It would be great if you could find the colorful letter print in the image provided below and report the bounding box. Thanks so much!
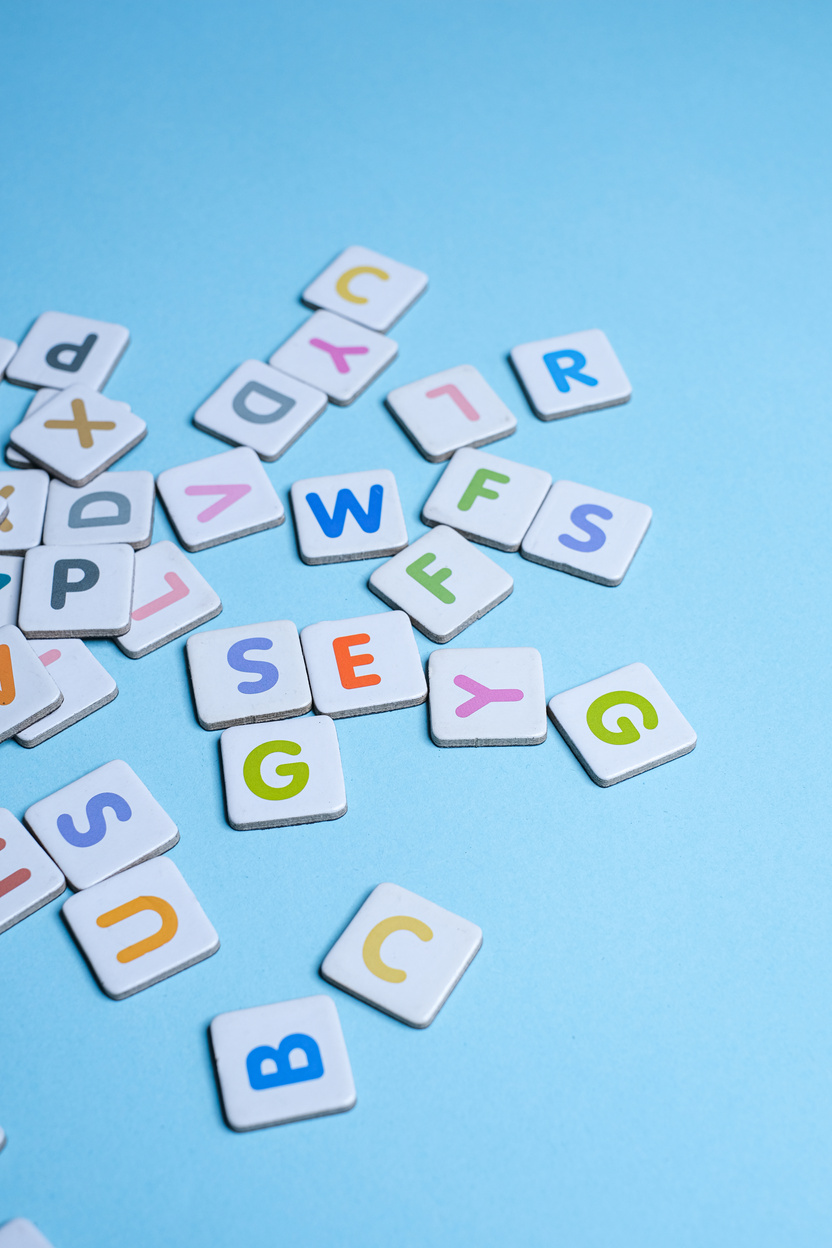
[18,543,135,638]
[427,647,547,747]
[300,610,426,718]
[116,541,222,658]
[5,311,130,392]
[322,883,482,1027]
[548,661,696,786]
[15,638,118,747]
[386,364,517,462]
[24,759,179,891]
[156,447,284,552]
[193,359,327,461]
[510,328,631,421]
[9,386,146,487]
[422,447,552,552]
[220,716,347,830]
[302,245,428,333]
[210,994,356,1130]
[62,856,219,999]
[0,624,63,743]
[369,525,513,644]
[291,469,408,564]
[269,310,397,405]
[43,471,155,550]
[186,620,312,730]
[0,808,65,936]
[521,480,652,585]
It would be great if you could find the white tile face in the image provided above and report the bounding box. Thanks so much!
[427,647,547,747]
[510,328,631,421]
[62,856,218,999]
[5,388,59,469]
[548,662,696,787]
[521,479,652,586]
[0,338,17,377]
[186,620,311,731]
[0,556,23,626]
[301,611,426,718]
[18,544,135,639]
[5,311,130,392]
[386,365,517,463]
[193,360,327,462]
[210,994,356,1131]
[321,883,482,1028]
[0,625,63,743]
[302,245,428,333]
[24,759,178,891]
[15,639,118,747]
[156,448,284,552]
[369,525,513,644]
[269,311,397,406]
[43,471,155,550]
[422,448,551,552]
[9,386,145,487]
[116,541,222,659]
[220,716,346,830]
[291,469,408,565]
[0,470,49,554]
[0,808,65,935]
[0,1218,55,1248]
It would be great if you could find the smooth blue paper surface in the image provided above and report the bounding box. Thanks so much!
[1,3,830,1245]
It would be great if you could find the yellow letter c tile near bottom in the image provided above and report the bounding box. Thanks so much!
[321,883,482,1028]
[62,856,219,1000]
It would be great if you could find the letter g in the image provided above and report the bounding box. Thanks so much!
[243,740,309,800]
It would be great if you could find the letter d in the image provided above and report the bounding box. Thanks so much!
[45,333,98,373]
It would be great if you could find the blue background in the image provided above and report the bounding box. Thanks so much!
[1,2,829,1244]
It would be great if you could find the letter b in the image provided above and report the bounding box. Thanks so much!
[45,333,98,373]
[51,558,100,609]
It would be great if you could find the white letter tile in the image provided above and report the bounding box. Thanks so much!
[321,883,482,1027]
[422,448,551,552]
[62,856,219,999]
[386,365,517,462]
[9,386,146,486]
[186,620,311,731]
[301,611,426,718]
[510,328,631,420]
[0,624,63,742]
[548,662,696,786]
[269,311,397,406]
[369,525,513,644]
[15,639,117,747]
[291,469,408,564]
[157,447,284,552]
[116,541,222,659]
[193,360,327,462]
[18,544,135,638]
[0,470,49,554]
[210,994,356,1130]
[0,808,65,936]
[521,479,651,585]
[427,647,547,747]
[43,471,155,550]
[302,245,427,333]
[220,716,346,830]
[5,312,129,392]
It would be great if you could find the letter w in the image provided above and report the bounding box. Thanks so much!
[305,485,383,537]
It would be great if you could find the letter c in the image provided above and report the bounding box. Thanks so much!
[96,895,178,963]
[335,266,389,305]
[586,690,658,745]
[362,915,434,983]
[243,740,309,800]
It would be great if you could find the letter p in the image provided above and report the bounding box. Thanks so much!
[51,558,100,609]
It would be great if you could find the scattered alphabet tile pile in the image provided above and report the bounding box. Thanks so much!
[0,245,696,1238]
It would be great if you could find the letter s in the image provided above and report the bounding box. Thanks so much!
[57,792,132,847]
[559,504,613,553]
[243,741,309,800]
[586,691,658,745]
[226,638,278,694]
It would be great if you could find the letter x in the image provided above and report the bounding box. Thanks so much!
[309,337,369,375]
[44,398,116,448]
